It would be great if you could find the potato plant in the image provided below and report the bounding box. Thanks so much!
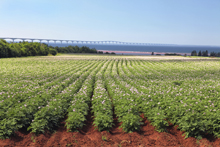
[1,56,220,139]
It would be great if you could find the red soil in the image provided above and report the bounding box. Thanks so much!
[1,113,220,147]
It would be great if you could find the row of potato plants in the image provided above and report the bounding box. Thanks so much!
[105,60,143,132]
[0,61,90,120]
[0,60,97,139]
[0,59,82,100]
[145,60,219,138]
[0,59,80,95]
[0,63,71,100]
[65,61,104,131]
[105,59,219,138]
[126,60,220,138]
[0,63,84,116]
[91,60,114,131]
[28,61,102,134]
[126,60,169,132]
[1,57,220,139]
[128,60,200,134]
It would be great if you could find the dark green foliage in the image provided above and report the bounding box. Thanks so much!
[0,39,101,58]
[49,48,57,56]
[210,51,220,57]
[173,80,183,86]
[165,53,181,56]
[202,50,208,57]
[198,50,202,56]
[98,51,103,54]
[52,45,98,54]
[192,50,208,57]
[191,50,197,56]
[191,50,220,57]
[0,39,10,58]
[0,39,49,58]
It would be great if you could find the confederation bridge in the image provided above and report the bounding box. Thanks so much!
[0,37,175,46]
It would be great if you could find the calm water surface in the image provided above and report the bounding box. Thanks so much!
[47,43,220,55]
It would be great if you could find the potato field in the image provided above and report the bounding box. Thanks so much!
[1,55,220,146]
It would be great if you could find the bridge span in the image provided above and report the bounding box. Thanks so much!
[0,37,175,46]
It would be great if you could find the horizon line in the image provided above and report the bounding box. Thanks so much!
[0,37,220,47]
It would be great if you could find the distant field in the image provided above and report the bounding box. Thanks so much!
[1,55,220,146]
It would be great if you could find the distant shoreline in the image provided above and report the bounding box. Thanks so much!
[97,50,191,56]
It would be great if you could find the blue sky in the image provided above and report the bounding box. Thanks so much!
[0,0,220,46]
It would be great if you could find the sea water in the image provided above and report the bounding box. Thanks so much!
[48,43,220,55]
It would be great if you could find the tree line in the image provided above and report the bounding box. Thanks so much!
[0,39,115,58]
[0,39,50,58]
[191,50,220,57]
[51,46,115,54]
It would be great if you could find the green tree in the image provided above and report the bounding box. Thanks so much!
[191,50,197,56]
[198,50,202,56]
[49,48,57,56]
[202,50,208,57]
[0,39,10,58]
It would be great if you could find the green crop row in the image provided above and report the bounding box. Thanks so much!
[1,56,220,139]
[28,61,100,134]
[65,61,104,131]
[91,60,114,131]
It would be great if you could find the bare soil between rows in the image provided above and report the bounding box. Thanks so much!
[1,113,220,147]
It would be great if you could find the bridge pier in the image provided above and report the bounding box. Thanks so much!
[0,37,155,47]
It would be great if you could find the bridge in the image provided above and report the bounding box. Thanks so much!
[0,37,176,46]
